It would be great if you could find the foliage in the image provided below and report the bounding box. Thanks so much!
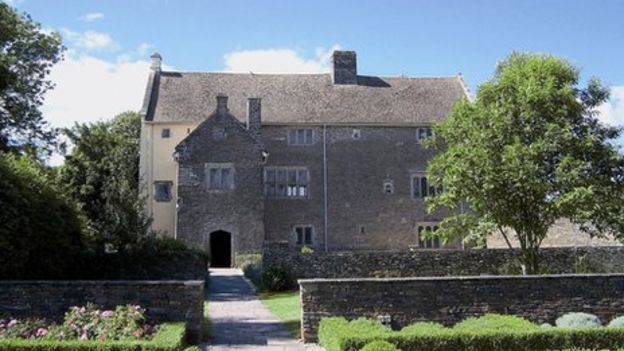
[555,312,602,328]
[0,323,185,351]
[608,316,624,328]
[235,253,262,287]
[399,322,446,335]
[359,340,400,351]
[0,3,64,157]
[452,314,538,332]
[319,316,624,351]
[259,291,300,338]
[301,245,314,255]
[0,304,158,341]
[60,111,151,254]
[261,265,295,291]
[425,52,624,274]
[0,152,85,279]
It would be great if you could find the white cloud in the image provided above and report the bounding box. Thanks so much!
[223,45,340,73]
[61,29,119,51]
[81,12,104,22]
[596,86,624,127]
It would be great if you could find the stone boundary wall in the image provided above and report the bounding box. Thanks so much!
[0,280,204,343]
[299,274,624,342]
[264,242,624,278]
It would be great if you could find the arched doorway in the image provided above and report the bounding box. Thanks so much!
[210,230,231,267]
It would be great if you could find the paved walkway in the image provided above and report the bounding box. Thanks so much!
[203,268,322,351]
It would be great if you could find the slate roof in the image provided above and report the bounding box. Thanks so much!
[142,71,469,125]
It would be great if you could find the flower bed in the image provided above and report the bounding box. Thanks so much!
[0,304,187,350]
[319,314,624,351]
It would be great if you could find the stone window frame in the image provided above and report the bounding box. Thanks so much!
[154,180,173,202]
[411,173,441,199]
[383,179,394,194]
[264,167,310,198]
[287,128,314,146]
[205,163,235,192]
[294,225,314,246]
[416,222,441,249]
[161,128,171,138]
[416,127,434,141]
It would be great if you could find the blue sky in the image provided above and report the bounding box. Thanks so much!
[5,0,624,135]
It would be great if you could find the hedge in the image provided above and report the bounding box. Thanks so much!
[319,317,624,351]
[0,323,186,351]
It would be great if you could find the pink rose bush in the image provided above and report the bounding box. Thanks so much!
[0,304,157,341]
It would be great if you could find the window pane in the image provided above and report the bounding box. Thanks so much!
[434,236,440,248]
[299,185,307,197]
[287,185,297,197]
[413,177,421,198]
[297,129,305,144]
[277,183,287,196]
[420,177,428,198]
[266,183,276,196]
[304,227,312,245]
[209,169,219,189]
[288,169,297,184]
[277,170,287,182]
[221,168,231,189]
[305,129,313,144]
[298,170,309,184]
[296,227,304,244]
[418,128,425,140]
[266,170,276,183]
[289,130,297,144]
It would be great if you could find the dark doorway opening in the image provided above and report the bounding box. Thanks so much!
[210,230,231,267]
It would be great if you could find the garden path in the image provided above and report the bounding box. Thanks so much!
[202,268,323,351]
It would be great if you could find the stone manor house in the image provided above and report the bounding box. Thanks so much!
[139,50,615,267]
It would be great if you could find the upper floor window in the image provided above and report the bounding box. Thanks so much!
[417,224,441,249]
[416,127,433,141]
[295,225,314,245]
[161,128,171,138]
[206,164,234,191]
[411,174,441,199]
[288,129,314,145]
[265,167,309,198]
[154,181,172,202]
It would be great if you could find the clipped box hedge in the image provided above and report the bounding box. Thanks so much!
[0,323,186,351]
[319,317,624,351]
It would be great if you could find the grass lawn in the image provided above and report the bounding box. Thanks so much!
[259,290,301,338]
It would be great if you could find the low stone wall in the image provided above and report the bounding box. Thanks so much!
[264,242,624,278]
[0,280,204,343]
[299,274,624,342]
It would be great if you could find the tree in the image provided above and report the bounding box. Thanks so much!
[0,3,63,157]
[60,111,151,253]
[426,52,624,274]
[0,152,85,278]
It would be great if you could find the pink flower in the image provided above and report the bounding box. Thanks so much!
[132,330,142,338]
[35,328,48,338]
[101,310,114,318]
[7,320,17,328]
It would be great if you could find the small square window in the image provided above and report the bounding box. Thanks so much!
[383,180,394,194]
[154,181,172,202]
[295,225,313,245]
[206,164,234,191]
[352,129,361,140]
[416,127,433,141]
[162,128,171,138]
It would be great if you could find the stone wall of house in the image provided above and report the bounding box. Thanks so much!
[299,274,624,342]
[264,242,624,278]
[0,280,204,343]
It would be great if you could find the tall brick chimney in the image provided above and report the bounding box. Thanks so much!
[332,51,357,85]
[216,94,228,114]
[247,98,261,139]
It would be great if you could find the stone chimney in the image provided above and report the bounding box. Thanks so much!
[247,98,262,139]
[216,94,228,114]
[332,51,357,85]
[150,52,162,71]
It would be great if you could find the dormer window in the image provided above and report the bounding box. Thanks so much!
[288,129,314,145]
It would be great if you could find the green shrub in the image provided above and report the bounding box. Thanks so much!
[359,340,400,351]
[400,322,446,335]
[301,245,314,255]
[453,314,538,332]
[261,265,295,291]
[0,322,185,351]
[555,312,602,328]
[182,347,200,351]
[318,317,624,351]
[0,153,85,279]
[236,253,262,287]
[608,316,624,328]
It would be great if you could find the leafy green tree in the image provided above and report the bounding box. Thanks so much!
[61,111,151,253]
[426,53,624,274]
[0,3,63,156]
[0,152,84,278]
